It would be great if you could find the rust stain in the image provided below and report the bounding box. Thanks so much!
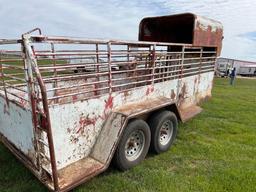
[70,135,79,144]
[27,149,37,162]
[17,93,27,108]
[72,95,78,102]
[3,103,9,115]
[123,90,130,99]
[194,77,197,84]
[58,157,104,189]
[146,86,154,96]
[193,77,198,95]
[105,95,113,110]
[76,115,97,134]
[100,95,114,120]
[67,128,71,134]
[194,22,223,56]
[179,83,187,99]
[146,88,150,95]
[178,83,188,107]
[121,90,132,102]
[170,89,176,99]
[19,99,27,108]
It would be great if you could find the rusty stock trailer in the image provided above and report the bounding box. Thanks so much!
[0,13,223,191]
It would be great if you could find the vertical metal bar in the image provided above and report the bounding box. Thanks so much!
[127,44,133,88]
[0,50,9,103]
[107,42,112,93]
[176,46,185,105]
[147,45,152,69]
[51,43,58,103]
[180,46,185,79]
[161,49,166,82]
[199,48,203,74]
[51,43,58,83]
[151,44,156,85]
[37,75,59,191]
[213,50,218,71]
[166,46,172,80]
[214,56,217,71]
[96,44,100,72]
[168,46,174,80]
[22,43,41,169]
[22,35,59,191]
[21,43,31,105]
[95,44,100,96]
[127,45,130,62]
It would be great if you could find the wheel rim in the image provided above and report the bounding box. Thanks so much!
[125,130,145,161]
[159,120,173,146]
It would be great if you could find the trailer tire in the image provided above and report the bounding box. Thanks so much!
[148,111,177,154]
[113,119,151,171]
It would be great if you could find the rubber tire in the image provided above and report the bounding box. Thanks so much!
[113,119,151,171]
[148,110,178,154]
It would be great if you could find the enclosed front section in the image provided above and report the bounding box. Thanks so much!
[139,13,223,55]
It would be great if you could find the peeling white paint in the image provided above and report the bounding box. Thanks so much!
[0,96,36,163]
[196,15,223,32]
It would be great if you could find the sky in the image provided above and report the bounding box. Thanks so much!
[1,0,256,61]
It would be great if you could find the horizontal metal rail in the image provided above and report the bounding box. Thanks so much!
[46,79,109,92]
[34,51,216,56]
[4,90,29,102]
[0,39,21,45]
[4,83,28,93]
[36,56,215,69]
[2,74,26,82]
[1,34,217,106]
[30,35,193,46]
[48,86,109,100]
[2,64,24,70]
[42,71,110,82]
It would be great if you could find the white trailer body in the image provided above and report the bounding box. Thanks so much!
[239,65,256,76]
[0,13,223,192]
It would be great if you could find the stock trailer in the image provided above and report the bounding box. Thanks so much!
[0,13,223,191]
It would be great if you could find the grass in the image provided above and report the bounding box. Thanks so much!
[0,78,256,192]
[0,55,67,85]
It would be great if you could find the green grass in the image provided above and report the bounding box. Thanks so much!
[0,56,67,84]
[0,78,256,192]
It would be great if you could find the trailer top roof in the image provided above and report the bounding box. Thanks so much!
[139,13,223,55]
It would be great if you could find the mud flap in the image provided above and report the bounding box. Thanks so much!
[90,113,126,165]
[179,105,202,122]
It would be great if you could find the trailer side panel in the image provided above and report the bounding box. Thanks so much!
[0,96,36,163]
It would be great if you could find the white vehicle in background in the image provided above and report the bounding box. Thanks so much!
[69,56,105,73]
[239,65,256,76]
[216,58,233,77]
